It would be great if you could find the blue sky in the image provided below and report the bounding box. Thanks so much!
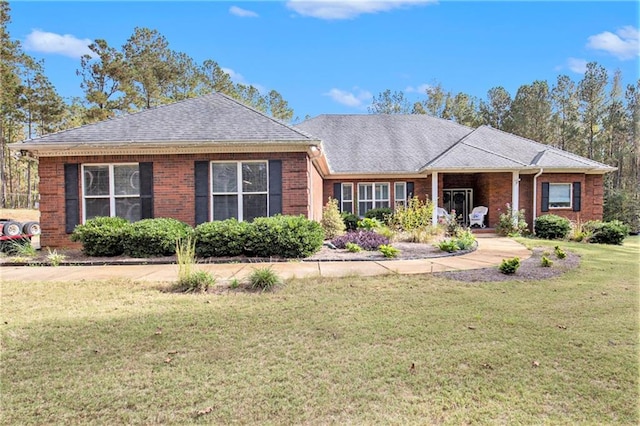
[9,1,640,121]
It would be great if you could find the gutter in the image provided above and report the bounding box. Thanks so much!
[532,168,544,232]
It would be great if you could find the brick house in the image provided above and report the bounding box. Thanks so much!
[13,93,614,248]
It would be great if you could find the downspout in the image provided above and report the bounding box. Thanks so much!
[532,168,543,233]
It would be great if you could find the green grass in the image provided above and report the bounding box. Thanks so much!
[1,237,638,424]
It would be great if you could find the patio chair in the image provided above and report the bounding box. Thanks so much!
[437,207,451,220]
[469,206,488,228]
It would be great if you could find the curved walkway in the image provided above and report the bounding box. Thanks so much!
[1,235,530,283]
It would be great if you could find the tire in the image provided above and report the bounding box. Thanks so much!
[22,221,41,235]
[1,221,22,236]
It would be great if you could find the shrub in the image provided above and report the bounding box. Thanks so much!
[176,270,216,293]
[603,188,640,234]
[499,257,520,274]
[332,230,389,251]
[46,248,66,267]
[195,219,249,257]
[541,255,553,267]
[70,216,129,256]
[357,217,382,231]
[454,228,476,250]
[365,207,393,224]
[321,198,346,240]
[534,214,571,240]
[389,196,434,232]
[244,215,324,258]
[345,242,362,253]
[249,267,281,291]
[437,239,459,253]
[1,238,35,256]
[379,244,400,258]
[554,245,566,259]
[123,218,193,257]
[341,212,359,231]
[496,203,528,236]
[442,210,461,237]
[582,220,629,245]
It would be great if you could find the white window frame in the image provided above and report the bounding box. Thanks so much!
[341,183,353,214]
[549,183,572,209]
[357,182,390,216]
[210,160,269,221]
[82,163,140,223]
[394,182,407,209]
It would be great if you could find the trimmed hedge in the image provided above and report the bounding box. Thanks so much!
[70,216,129,256]
[332,230,389,251]
[123,218,193,258]
[583,220,629,245]
[341,213,359,231]
[244,215,324,258]
[194,219,250,257]
[534,214,571,240]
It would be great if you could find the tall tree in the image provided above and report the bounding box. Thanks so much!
[442,92,480,127]
[602,70,628,189]
[200,59,235,94]
[265,90,294,122]
[551,75,580,151]
[508,80,552,143]
[479,86,512,130]
[422,83,450,118]
[368,89,411,114]
[578,62,608,160]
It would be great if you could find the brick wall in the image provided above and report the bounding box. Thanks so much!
[536,173,603,223]
[38,152,312,248]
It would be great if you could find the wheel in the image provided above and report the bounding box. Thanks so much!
[1,221,22,236]
[22,221,41,235]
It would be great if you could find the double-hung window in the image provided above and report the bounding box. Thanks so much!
[212,161,268,221]
[82,164,141,222]
[549,183,571,208]
[358,183,389,216]
[341,183,353,213]
[394,182,407,208]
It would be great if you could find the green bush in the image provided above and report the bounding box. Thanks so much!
[582,220,629,245]
[244,215,324,258]
[175,270,216,293]
[365,207,393,224]
[496,203,528,236]
[70,216,129,256]
[379,244,400,258]
[437,239,459,253]
[541,255,553,267]
[603,188,640,233]
[341,212,359,231]
[321,198,346,240]
[249,267,281,291]
[389,196,433,232]
[554,245,567,259]
[357,217,382,231]
[194,219,250,257]
[534,214,571,240]
[123,218,193,258]
[345,242,362,253]
[454,228,476,250]
[498,257,520,274]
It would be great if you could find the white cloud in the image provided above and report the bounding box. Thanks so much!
[324,88,372,107]
[567,57,588,74]
[229,6,259,18]
[222,67,265,93]
[405,83,431,93]
[23,29,92,58]
[286,0,434,20]
[586,26,639,60]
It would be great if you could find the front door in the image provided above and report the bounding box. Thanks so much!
[442,188,473,226]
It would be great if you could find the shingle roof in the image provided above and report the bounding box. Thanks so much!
[295,114,473,173]
[427,126,614,171]
[19,92,318,146]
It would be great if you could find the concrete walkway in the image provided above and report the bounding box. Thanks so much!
[1,235,530,283]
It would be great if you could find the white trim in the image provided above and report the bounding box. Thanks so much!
[512,171,520,226]
[431,172,438,226]
[81,163,140,223]
[549,183,572,209]
[210,160,269,221]
[357,182,390,216]
[340,183,354,214]
[394,181,407,208]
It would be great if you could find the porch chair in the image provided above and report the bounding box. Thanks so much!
[436,207,451,220]
[469,206,488,228]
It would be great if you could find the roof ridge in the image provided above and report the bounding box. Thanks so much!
[420,127,475,169]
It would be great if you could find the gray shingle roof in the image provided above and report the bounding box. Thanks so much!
[295,114,473,173]
[19,92,318,146]
[427,126,614,171]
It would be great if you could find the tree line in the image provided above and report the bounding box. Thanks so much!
[369,65,639,227]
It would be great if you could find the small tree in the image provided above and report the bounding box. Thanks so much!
[321,198,346,239]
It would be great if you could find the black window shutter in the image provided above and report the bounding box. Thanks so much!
[194,161,210,225]
[64,164,80,233]
[541,182,549,212]
[406,182,415,199]
[139,162,154,219]
[268,160,282,216]
[333,183,342,205]
[572,182,581,212]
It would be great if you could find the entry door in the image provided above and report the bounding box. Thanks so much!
[442,188,473,226]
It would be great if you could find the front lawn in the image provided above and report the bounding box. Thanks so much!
[1,238,638,424]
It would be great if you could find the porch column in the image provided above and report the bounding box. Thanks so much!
[431,172,439,226]
[512,171,520,226]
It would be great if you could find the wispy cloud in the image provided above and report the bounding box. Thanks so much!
[286,0,434,20]
[23,29,92,58]
[586,26,639,60]
[324,88,372,107]
[229,5,259,18]
[566,57,588,74]
[222,67,265,93]
[405,83,431,94]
